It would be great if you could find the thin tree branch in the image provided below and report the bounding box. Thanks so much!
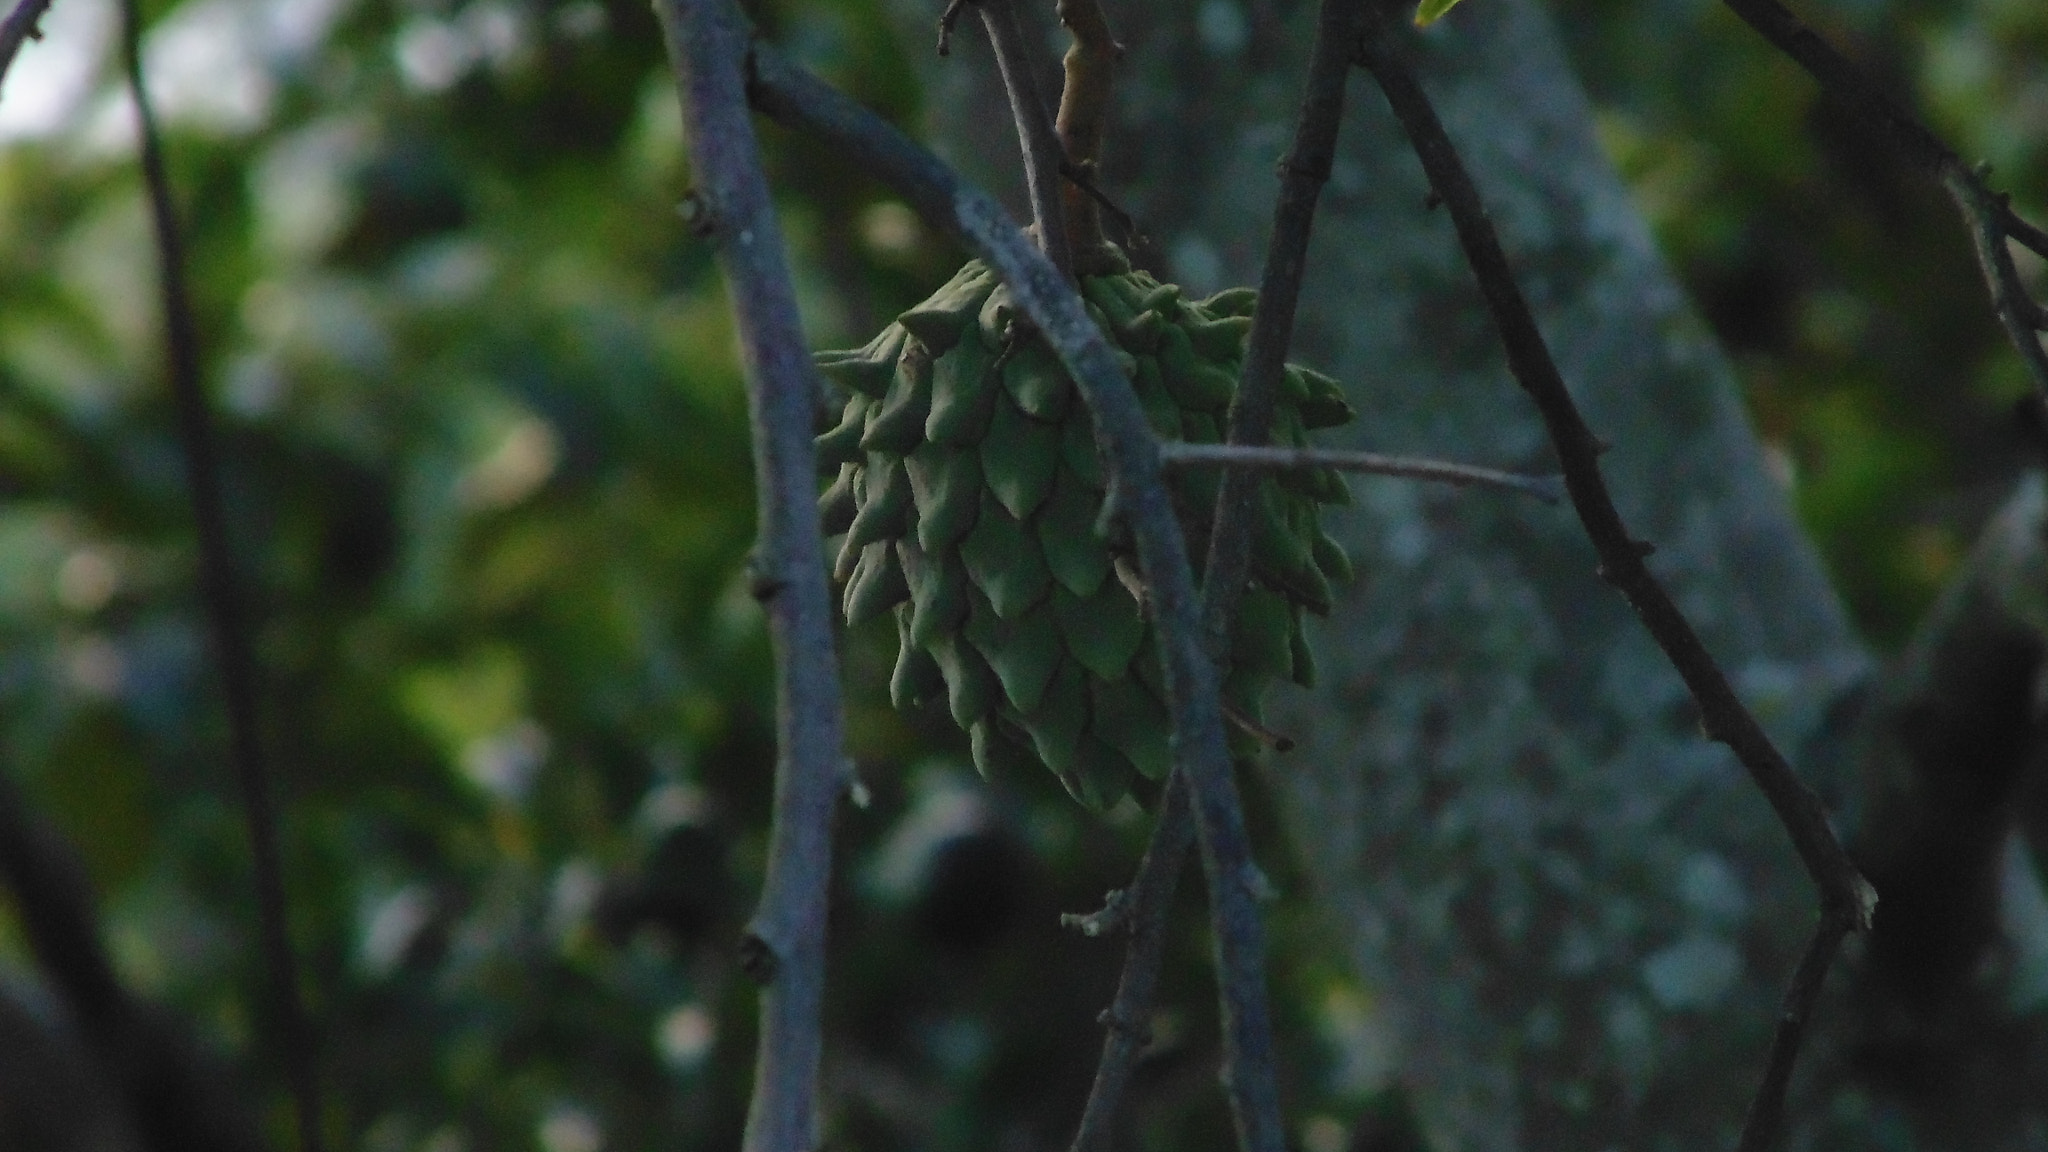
[1738,912,1857,1151]
[747,42,1287,1152]
[1071,9,1378,1143]
[1944,166,2048,394]
[936,0,968,55]
[1162,441,1564,503]
[119,4,324,1151]
[1202,0,1372,660]
[1355,22,1875,1152]
[1067,771,1195,1152]
[1712,0,2048,400]
[0,770,129,1036]
[974,0,1071,278]
[0,0,53,98]
[656,5,851,1152]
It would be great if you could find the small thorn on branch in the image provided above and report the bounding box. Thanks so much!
[1222,702,1294,752]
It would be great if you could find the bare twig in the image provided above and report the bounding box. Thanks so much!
[1163,441,1563,503]
[974,0,1072,278]
[1202,0,1373,661]
[1053,0,1120,266]
[120,3,325,1150]
[1738,914,1856,1150]
[1060,885,1133,938]
[1068,771,1195,1152]
[1712,0,2048,400]
[0,0,54,98]
[1944,166,2048,395]
[0,771,270,1152]
[748,41,1286,1152]
[655,4,851,1152]
[936,0,968,55]
[1355,22,1875,1152]
[1072,5,1374,1144]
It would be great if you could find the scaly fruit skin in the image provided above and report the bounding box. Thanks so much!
[816,252,1355,810]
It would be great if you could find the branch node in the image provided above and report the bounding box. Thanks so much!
[841,759,871,808]
[1061,887,1132,937]
[677,190,718,238]
[738,932,780,984]
[747,551,788,601]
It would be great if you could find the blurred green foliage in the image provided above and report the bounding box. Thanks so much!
[0,0,2037,1149]
[1560,0,2047,643]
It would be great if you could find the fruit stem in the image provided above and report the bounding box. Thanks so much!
[1055,0,1121,273]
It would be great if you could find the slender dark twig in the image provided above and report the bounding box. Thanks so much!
[1074,3,1373,1145]
[1161,441,1564,503]
[120,4,325,1151]
[936,0,969,55]
[657,5,850,1152]
[975,0,1072,277]
[1355,22,1874,1152]
[1712,0,2048,400]
[1944,166,2048,394]
[1203,0,1375,660]
[748,42,1287,1152]
[1068,771,1196,1152]
[1738,914,1856,1149]
[0,0,54,97]
[0,771,270,1152]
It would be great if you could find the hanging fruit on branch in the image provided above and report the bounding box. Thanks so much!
[813,247,1356,810]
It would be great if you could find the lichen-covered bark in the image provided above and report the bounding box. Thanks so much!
[883,1,2043,1148]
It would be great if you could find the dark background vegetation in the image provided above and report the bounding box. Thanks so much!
[0,0,2039,1148]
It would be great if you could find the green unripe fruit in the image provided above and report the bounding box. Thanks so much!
[815,251,1356,809]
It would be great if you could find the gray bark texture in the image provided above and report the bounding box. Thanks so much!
[881,0,2048,1147]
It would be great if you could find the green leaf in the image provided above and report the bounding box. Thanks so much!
[1414,0,1468,26]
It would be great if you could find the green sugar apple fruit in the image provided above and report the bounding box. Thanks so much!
[814,250,1355,810]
